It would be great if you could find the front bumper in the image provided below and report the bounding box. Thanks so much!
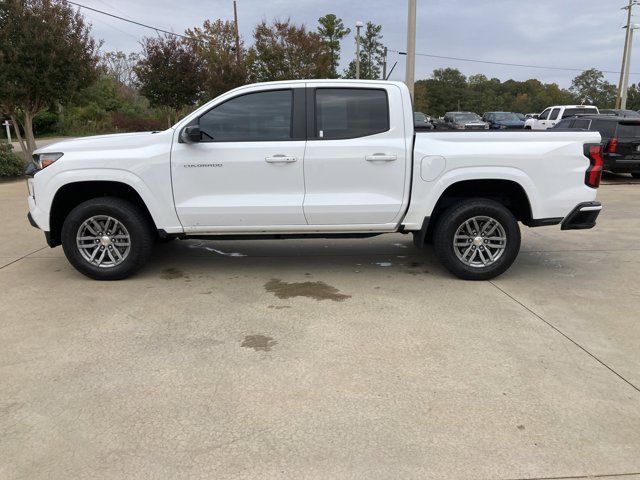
[561,201,602,230]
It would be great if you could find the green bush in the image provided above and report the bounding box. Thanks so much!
[0,142,26,177]
[33,109,60,136]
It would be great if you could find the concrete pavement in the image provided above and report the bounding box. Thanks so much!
[0,178,639,480]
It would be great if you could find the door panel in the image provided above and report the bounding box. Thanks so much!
[302,86,407,225]
[171,88,307,228]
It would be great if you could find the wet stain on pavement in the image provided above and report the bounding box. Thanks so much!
[264,278,351,302]
[161,267,185,280]
[268,305,291,310]
[241,334,277,352]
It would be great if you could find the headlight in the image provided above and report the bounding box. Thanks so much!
[33,152,63,170]
[455,124,465,129]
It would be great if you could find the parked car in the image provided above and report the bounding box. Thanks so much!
[414,111,434,130]
[598,109,640,118]
[482,112,526,129]
[525,113,539,119]
[514,113,526,121]
[553,115,640,178]
[440,111,489,130]
[26,80,603,281]
[524,105,599,130]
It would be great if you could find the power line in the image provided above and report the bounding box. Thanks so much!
[388,49,639,76]
[69,1,638,78]
[67,1,192,40]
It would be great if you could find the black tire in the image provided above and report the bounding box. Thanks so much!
[632,172,640,179]
[433,199,521,280]
[61,197,154,280]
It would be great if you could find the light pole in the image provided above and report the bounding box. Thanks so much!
[2,120,11,143]
[405,0,417,100]
[617,0,638,108]
[355,21,363,79]
[621,23,639,109]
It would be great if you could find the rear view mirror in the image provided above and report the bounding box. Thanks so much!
[181,125,202,143]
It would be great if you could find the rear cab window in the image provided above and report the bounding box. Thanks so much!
[562,107,598,118]
[615,122,640,138]
[314,88,389,139]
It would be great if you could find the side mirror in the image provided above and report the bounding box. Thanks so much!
[181,125,202,143]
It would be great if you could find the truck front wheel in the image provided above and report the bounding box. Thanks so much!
[433,199,521,280]
[61,197,154,280]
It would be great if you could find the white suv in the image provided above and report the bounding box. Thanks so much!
[524,105,599,130]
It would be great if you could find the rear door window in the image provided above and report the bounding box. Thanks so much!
[554,119,574,129]
[590,120,617,139]
[572,119,591,129]
[314,88,389,139]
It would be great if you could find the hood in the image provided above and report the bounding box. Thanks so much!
[34,130,171,155]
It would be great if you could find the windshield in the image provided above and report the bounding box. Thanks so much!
[453,113,480,123]
[493,112,520,122]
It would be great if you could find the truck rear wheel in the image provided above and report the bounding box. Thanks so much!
[61,197,154,280]
[433,199,521,280]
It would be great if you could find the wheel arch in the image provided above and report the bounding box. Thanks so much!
[49,180,157,247]
[416,178,533,247]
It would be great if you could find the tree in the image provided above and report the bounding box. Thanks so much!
[344,22,384,79]
[569,68,616,107]
[317,14,350,79]
[134,34,206,126]
[415,68,468,115]
[0,0,99,157]
[246,19,331,82]
[186,19,247,99]
[101,51,140,89]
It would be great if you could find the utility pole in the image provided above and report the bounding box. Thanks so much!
[355,21,363,79]
[405,0,417,100]
[382,47,388,80]
[233,1,241,64]
[617,0,636,108]
[622,24,639,109]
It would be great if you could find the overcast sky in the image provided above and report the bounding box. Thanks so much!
[78,0,636,88]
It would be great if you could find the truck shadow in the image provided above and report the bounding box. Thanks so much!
[145,236,445,279]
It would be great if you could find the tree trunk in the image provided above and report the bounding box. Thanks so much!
[9,115,27,159]
[23,111,37,158]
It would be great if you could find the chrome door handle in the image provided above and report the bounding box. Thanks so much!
[265,155,297,163]
[365,154,397,162]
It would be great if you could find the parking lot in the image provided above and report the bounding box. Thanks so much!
[1,175,639,479]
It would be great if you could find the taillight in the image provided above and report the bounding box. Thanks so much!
[608,138,618,153]
[584,144,603,188]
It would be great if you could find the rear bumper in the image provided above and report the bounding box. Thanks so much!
[561,201,602,230]
[604,154,640,173]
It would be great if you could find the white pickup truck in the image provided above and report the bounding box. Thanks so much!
[26,80,604,281]
[524,105,599,130]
